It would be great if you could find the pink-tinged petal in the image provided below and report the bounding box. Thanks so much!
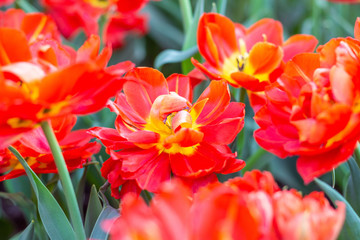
[112,94,148,126]
[123,67,169,119]
[59,129,94,146]
[254,127,295,158]
[135,153,171,192]
[169,143,230,177]
[197,13,238,67]
[150,180,192,240]
[235,23,246,39]
[195,80,230,125]
[282,34,318,62]
[149,93,191,122]
[18,127,50,153]
[104,12,147,48]
[297,140,357,184]
[121,147,160,172]
[119,180,142,200]
[248,91,267,113]
[106,60,135,76]
[207,102,245,125]
[76,34,101,62]
[167,74,192,102]
[245,18,283,49]
[330,42,358,105]
[200,117,244,145]
[187,67,208,86]
[87,127,134,150]
[124,130,160,145]
[178,174,219,193]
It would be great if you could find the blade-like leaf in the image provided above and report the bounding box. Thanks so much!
[315,178,360,240]
[10,220,34,240]
[8,146,76,240]
[89,206,119,240]
[346,158,360,215]
[183,0,204,49]
[154,46,198,70]
[85,185,103,238]
[181,0,204,74]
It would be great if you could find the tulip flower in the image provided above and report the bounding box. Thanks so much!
[192,13,317,111]
[0,9,134,148]
[89,67,245,196]
[105,171,345,240]
[254,25,360,182]
[192,13,318,92]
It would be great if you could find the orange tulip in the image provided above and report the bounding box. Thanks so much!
[192,13,318,92]
[89,67,245,195]
[255,19,360,182]
[105,171,345,240]
[0,9,134,148]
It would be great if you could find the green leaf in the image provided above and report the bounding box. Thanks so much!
[154,46,198,70]
[217,0,227,15]
[89,206,119,240]
[10,220,34,240]
[0,192,35,220]
[8,146,76,240]
[74,168,87,218]
[315,178,360,239]
[4,176,32,198]
[182,0,204,49]
[146,4,183,49]
[346,158,360,215]
[85,185,103,238]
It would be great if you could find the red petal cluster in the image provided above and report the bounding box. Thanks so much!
[0,115,100,180]
[42,0,149,48]
[0,9,134,148]
[255,19,360,182]
[89,67,245,197]
[105,170,345,240]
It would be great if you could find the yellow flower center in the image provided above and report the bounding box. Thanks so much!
[142,93,203,156]
[221,39,249,84]
[84,0,112,8]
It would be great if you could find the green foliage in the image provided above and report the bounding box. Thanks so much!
[315,178,360,240]
[85,185,103,238]
[8,147,76,240]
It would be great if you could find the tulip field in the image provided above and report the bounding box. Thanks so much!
[1,0,360,239]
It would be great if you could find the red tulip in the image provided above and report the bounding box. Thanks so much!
[89,67,245,195]
[254,22,360,182]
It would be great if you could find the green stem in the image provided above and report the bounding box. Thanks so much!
[41,121,86,240]
[217,0,227,15]
[354,143,360,169]
[241,148,268,173]
[16,0,39,13]
[239,88,246,103]
[179,0,193,33]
